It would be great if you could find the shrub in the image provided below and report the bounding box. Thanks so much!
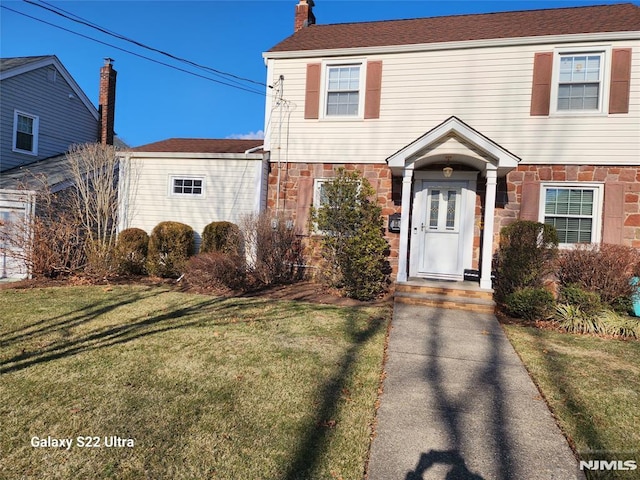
[116,228,149,275]
[147,221,195,278]
[200,221,241,254]
[556,243,640,313]
[240,213,304,287]
[559,284,603,316]
[184,252,246,292]
[554,304,639,338]
[554,303,599,334]
[494,220,558,301]
[505,287,555,321]
[312,168,390,300]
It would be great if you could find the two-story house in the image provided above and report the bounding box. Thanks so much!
[0,56,117,279]
[262,1,640,290]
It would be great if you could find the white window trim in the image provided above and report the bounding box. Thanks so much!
[312,178,330,208]
[319,60,366,120]
[168,175,205,198]
[550,46,611,116]
[538,182,604,247]
[12,110,39,155]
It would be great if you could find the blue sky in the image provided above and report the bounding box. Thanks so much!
[1,0,635,147]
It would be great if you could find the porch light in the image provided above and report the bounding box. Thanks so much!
[443,156,453,177]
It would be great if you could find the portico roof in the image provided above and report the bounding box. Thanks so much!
[386,116,520,177]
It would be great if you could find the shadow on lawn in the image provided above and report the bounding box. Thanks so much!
[0,286,161,348]
[282,310,387,480]
[525,329,615,480]
[0,290,297,374]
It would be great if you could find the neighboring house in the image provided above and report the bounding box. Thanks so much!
[262,1,640,289]
[0,56,118,279]
[117,138,267,246]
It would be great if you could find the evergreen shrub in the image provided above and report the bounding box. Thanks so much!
[200,221,241,254]
[505,287,555,321]
[147,221,195,278]
[494,220,558,302]
[116,228,149,275]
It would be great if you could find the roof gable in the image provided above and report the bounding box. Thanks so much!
[268,3,640,53]
[0,55,99,121]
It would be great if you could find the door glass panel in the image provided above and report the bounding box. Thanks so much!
[446,190,457,230]
[429,190,440,229]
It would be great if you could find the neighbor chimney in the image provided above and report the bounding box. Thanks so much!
[98,58,117,145]
[294,0,315,33]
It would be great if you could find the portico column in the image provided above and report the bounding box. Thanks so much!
[480,166,497,290]
[396,166,414,282]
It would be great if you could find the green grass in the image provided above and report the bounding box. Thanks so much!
[503,323,640,479]
[0,285,391,480]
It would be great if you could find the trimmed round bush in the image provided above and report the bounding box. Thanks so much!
[116,228,149,275]
[200,221,241,254]
[147,221,195,278]
[505,287,555,321]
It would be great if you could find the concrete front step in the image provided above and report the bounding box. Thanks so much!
[394,280,496,313]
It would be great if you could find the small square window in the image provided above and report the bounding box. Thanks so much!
[171,177,204,196]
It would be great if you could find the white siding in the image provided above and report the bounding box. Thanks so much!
[266,39,640,166]
[119,155,264,245]
[0,66,98,171]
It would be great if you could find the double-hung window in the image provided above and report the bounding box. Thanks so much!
[556,52,604,112]
[541,184,603,245]
[13,111,39,155]
[325,65,361,117]
[170,176,204,197]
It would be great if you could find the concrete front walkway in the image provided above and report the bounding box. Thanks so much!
[367,304,583,480]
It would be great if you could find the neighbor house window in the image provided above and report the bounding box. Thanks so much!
[13,111,39,155]
[541,184,603,245]
[556,53,604,112]
[170,176,204,196]
[325,65,361,116]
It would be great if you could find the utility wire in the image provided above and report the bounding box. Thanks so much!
[25,0,268,88]
[2,4,270,98]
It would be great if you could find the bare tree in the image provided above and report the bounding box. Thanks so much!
[67,143,120,275]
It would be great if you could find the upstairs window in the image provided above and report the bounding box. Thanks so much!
[325,65,361,117]
[170,176,204,197]
[557,53,603,111]
[13,111,39,155]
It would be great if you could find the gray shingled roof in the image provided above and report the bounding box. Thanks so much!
[0,56,55,73]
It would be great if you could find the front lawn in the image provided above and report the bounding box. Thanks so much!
[503,323,640,479]
[0,285,390,479]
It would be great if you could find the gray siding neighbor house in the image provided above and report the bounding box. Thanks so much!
[0,56,118,279]
[0,55,100,172]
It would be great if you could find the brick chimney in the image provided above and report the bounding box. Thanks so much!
[98,58,117,145]
[294,0,315,33]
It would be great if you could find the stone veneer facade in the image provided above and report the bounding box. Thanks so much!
[497,165,640,248]
[267,162,640,278]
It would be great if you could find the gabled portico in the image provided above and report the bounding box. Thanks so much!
[387,116,520,290]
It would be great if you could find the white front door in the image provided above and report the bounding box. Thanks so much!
[410,181,466,280]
